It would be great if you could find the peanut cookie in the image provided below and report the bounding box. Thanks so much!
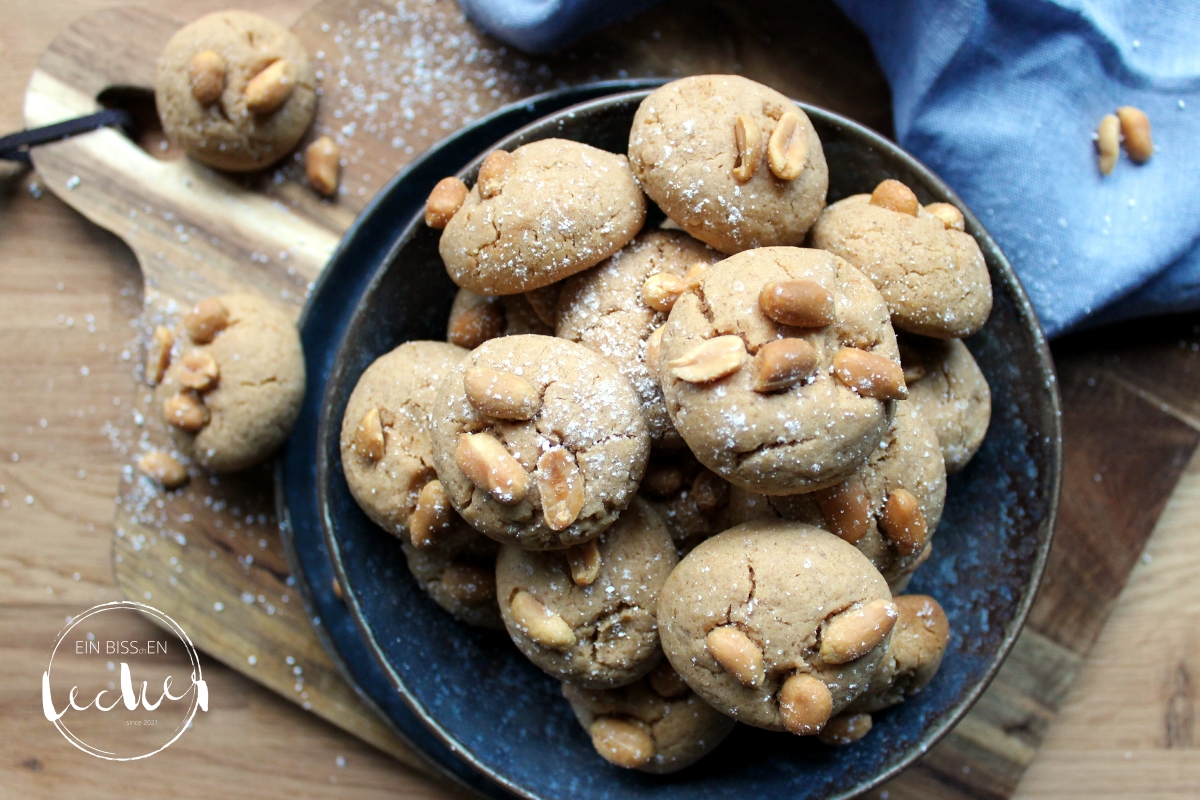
[495,498,677,688]
[439,139,647,294]
[556,230,721,450]
[899,335,991,473]
[810,183,992,338]
[156,11,317,172]
[658,246,902,495]
[156,294,304,472]
[659,521,896,734]
[562,660,736,773]
[430,335,650,550]
[445,288,552,350]
[846,594,950,714]
[401,527,501,629]
[640,450,732,555]
[628,75,829,254]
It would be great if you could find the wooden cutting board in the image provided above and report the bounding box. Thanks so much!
[24,1,1200,797]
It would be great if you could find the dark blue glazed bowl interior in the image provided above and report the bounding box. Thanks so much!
[287,87,1061,800]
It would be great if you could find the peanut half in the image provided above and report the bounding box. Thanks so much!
[647,660,689,699]
[682,261,709,291]
[925,202,965,231]
[641,462,683,497]
[1117,106,1153,164]
[441,561,496,604]
[759,279,835,328]
[819,599,899,664]
[455,432,528,505]
[832,347,907,401]
[510,590,575,650]
[706,626,765,688]
[752,337,819,393]
[137,451,188,489]
[644,325,666,378]
[447,299,504,349]
[815,478,870,544]
[146,325,174,386]
[880,488,928,556]
[589,718,655,769]
[163,391,209,433]
[778,673,833,735]
[668,335,746,383]
[537,448,586,531]
[641,273,687,312]
[244,58,295,115]
[692,469,730,514]
[189,50,225,106]
[464,367,540,420]
[409,479,454,548]
[477,150,516,199]
[184,297,229,344]
[1097,113,1120,176]
[565,538,602,586]
[178,351,219,391]
[767,112,808,181]
[306,135,340,197]
[870,179,919,216]
[818,712,873,746]
[354,407,386,462]
[425,177,469,229]
[732,113,763,183]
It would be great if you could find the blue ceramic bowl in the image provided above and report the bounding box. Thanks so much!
[281,85,1061,800]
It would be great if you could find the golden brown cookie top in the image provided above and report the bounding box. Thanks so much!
[899,335,992,473]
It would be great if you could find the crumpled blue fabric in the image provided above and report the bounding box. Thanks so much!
[457,0,1200,337]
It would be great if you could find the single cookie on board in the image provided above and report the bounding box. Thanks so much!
[431,335,650,550]
[445,288,553,350]
[156,294,304,472]
[658,246,903,495]
[628,75,829,254]
[727,400,946,589]
[156,11,317,171]
[495,498,677,688]
[562,659,736,773]
[439,139,647,295]
[659,521,896,734]
[556,230,721,451]
[899,335,991,473]
[809,184,992,338]
[640,450,732,555]
[846,594,951,715]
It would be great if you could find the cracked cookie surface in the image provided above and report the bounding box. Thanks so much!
[899,335,991,473]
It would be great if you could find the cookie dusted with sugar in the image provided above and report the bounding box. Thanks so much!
[628,75,829,254]
[438,140,647,295]
[845,594,951,715]
[899,335,991,473]
[445,288,553,350]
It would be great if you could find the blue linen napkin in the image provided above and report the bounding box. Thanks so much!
[457,0,1200,337]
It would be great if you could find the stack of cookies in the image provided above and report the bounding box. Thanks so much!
[340,75,992,773]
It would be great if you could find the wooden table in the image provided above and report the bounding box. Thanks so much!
[1,2,1196,798]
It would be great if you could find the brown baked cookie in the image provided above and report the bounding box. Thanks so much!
[899,335,991,473]
[430,335,650,550]
[659,521,896,735]
[846,594,951,714]
[495,498,677,688]
[156,11,317,172]
[445,288,553,350]
[438,139,647,294]
[726,400,946,589]
[556,230,721,451]
[809,182,992,338]
[401,528,501,629]
[562,659,736,773]
[640,450,732,555]
[658,246,903,495]
[628,75,829,254]
[156,294,304,472]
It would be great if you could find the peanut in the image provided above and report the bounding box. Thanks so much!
[447,299,504,348]
[177,351,219,391]
[682,261,709,291]
[902,361,927,383]
[565,538,601,586]
[162,391,209,433]
[820,599,899,664]
[306,135,340,197]
[425,177,469,229]
[815,478,870,544]
[1117,106,1153,164]
[647,660,689,698]
[767,112,808,181]
[1097,113,1120,176]
[641,462,684,497]
[537,448,586,531]
[880,488,928,556]
[752,338,819,392]
[354,407,386,462]
[732,113,763,182]
[692,469,730,513]
[778,672,833,735]
[455,432,528,505]
[644,325,666,378]
[641,273,687,312]
[184,297,229,344]
[137,451,188,489]
[706,626,765,688]
[667,335,746,383]
[189,50,225,106]
[409,479,454,548]
[589,718,655,769]
[146,325,174,386]
[524,284,560,327]
[832,347,907,401]
[510,590,575,650]
[925,202,965,231]
[759,280,835,328]
[818,712,873,746]
[870,179,920,216]
[477,150,516,199]
[441,561,496,604]
[331,575,344,601]
[244,58,295,114]
[464,367,540,420]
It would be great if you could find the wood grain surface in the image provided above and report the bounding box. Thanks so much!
[0,1,1196,799]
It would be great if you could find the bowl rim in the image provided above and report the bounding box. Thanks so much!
[312,87,1063,800]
